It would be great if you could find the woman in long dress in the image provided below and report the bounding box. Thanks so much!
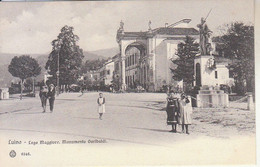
[39,84,48,113]
[97,93,105,120]
[166,91,179,132]
[178,93,192,134]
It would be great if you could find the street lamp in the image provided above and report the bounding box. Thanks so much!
[56,44,61,96]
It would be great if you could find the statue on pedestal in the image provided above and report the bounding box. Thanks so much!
[197,17,212,55]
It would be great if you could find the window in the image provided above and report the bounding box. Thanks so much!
[107,70,110,75]
[215,71,218,79]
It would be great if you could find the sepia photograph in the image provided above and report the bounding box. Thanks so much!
[0,0,256,166]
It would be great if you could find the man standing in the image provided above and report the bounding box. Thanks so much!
[47,84,56,113]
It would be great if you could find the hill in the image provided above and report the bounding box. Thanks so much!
[90,47,119,59]
[0,49,111,87]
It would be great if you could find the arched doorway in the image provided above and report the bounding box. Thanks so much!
[196,63,201,86]
[124,42,146,89]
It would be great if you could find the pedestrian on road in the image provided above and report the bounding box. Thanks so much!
[39,84,48,113]
[178,93,192,134]
[47,84,56,113]
[166,91,179,133]
[97,93,105,120]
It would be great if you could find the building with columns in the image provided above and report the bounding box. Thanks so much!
[116,19,200,91]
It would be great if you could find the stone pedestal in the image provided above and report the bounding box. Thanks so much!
[0,88,9,100]
[196,85,229,108]
[247,94,254,111]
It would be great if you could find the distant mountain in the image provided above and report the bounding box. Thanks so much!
[0,48,117,87]
[90,47,119,59]
[0,64,15,87]
[82,51,106,61]
[0,53,21,66]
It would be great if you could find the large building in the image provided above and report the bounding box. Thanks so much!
[99,59,114,86]
[116,19,200,91]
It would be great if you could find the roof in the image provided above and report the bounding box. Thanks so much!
[120,27,199,38]
[123,31,148,37]
[153,27,199,36]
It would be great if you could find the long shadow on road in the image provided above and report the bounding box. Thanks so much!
[129,127,170,133]
[108,104,165,112]
[73,117,99,120]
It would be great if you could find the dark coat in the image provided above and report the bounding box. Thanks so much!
[166,97,180,125]
[47,87,56,99]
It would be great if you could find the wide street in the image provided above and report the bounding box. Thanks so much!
[0,92,256,166]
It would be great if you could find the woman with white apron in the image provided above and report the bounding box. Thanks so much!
[97,93,106,120]
[178,93,192,134]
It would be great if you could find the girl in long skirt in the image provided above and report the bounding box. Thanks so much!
[97,93,105,120]
[178,93,192,134]
[166,91,179,132]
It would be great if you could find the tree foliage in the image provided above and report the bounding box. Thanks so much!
[217,22,254,93]
[45,25,84,85]
[81,59,107,74]
[8,55,41,81]
[171,36,200,85]
[8,55,41,99]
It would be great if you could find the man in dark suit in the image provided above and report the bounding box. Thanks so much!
[47,84,56,113]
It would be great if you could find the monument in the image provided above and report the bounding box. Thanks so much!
[194,17,229,108]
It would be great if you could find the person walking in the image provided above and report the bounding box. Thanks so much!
[178,93,192,134]
[97,93,105,120]
[166,91,179,132]
[47,84,56,113]
[39,84,48,113]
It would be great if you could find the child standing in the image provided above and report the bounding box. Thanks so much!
[178,93,192,134]
[97,93,105,120]
[166,91,179,133]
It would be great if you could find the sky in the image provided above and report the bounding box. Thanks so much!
[0,0,254,54]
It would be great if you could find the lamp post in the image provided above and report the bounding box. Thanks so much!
[56,46,60,96]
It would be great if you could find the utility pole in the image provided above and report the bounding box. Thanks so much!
[56,43,61,96]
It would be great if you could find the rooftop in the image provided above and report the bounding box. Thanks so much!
[121,27,199,38]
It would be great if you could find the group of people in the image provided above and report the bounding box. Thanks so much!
[39,84,192,135]
[39,83,56,113]
[166,91,192,134]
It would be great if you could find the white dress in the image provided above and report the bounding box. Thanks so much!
[97,97,105,113]
[179,99,192,125]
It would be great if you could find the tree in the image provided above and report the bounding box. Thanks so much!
[216,22,254,94]
[45,25,84,88]
[81,59,107,74]
[8,55,41,99]
[171,36,200,88]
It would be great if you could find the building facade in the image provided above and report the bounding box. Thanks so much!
[116,19,200,91]
[99,59,114,86]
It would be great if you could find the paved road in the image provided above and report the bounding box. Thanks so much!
[0,92,255,166]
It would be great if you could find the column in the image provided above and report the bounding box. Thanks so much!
[121,57,126,91]
[148,37,156,91]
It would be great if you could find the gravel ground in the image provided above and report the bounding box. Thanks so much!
[0,92,256,166]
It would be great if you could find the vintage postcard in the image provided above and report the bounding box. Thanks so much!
[0,0,257,166]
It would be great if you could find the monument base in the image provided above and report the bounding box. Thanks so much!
[0,88,9,100]
[196,85,229,108]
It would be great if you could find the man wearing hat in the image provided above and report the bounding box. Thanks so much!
[47,84,56,113]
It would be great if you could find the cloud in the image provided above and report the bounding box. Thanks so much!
[0,0,254,54]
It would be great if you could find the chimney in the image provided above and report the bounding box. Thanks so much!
[165,23,168,27]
